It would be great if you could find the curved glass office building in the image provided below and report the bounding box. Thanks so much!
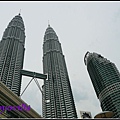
[84,51,120,118]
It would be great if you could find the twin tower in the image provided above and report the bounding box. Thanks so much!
[0,14,77,118]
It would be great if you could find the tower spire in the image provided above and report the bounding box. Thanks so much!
[19,9,21,15]
[48,20,50,27]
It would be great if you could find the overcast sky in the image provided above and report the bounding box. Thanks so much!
[0,1,120,118]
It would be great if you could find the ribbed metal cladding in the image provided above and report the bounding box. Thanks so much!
[0,14,25,96]
[42,25,77,118]
[84,52,120,118]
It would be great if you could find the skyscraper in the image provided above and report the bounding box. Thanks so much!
[84,51,120,118]
[0,13,25,96]
[42,25,77,118]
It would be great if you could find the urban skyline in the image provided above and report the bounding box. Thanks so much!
[0,2,120,118]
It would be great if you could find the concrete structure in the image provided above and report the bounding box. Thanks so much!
[94,111,114,118]
[84,51,120,118]
[0,81,42,118]
[42,25,77,118]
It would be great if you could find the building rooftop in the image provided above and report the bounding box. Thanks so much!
[0,81,42,118]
